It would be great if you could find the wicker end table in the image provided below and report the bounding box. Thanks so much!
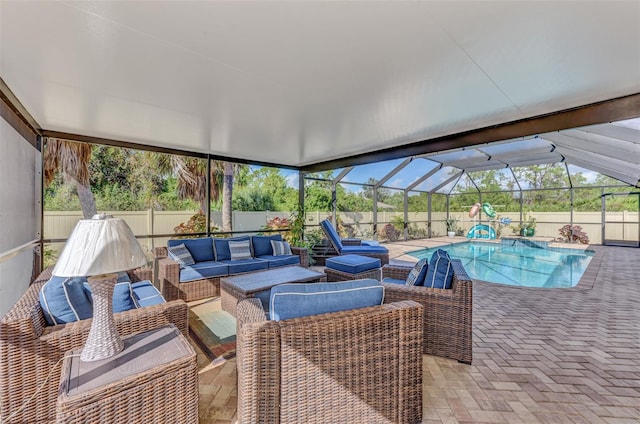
[55,324,198,424]
[221,266,327,317]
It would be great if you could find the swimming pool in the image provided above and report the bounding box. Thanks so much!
[409,240,594,288]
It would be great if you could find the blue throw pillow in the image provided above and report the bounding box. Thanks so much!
[39,276,93,326]
[424,249,454,289]
[83,281,139,313]
[269,279,384,321]
[167,243,196,267]
[406,258,429,286]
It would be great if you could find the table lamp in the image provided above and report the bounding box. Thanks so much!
[52,214,148,361]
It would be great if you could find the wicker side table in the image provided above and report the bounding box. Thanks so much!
[56,324,198,424]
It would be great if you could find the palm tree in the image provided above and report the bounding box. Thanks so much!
[44,138,97,219]
[150,153,242,232]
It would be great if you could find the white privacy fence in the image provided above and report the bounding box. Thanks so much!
[45,210,639,254]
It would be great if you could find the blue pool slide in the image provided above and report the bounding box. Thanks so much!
[467,224,496,239]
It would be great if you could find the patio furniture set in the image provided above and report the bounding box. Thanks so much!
[1,221,472,424]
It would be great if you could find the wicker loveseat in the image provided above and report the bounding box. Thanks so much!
[382,259,473,364]
[0,267,189,424]
[236,294,424,424]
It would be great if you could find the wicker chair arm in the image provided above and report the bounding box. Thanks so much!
[290,246,310,268]
[237,298,268,330]
[154,246,168,259]
[158,256,180,280]
[128,267,153,282]
[382,264,412,280]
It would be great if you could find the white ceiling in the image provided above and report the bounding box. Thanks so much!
[1,1,639,168]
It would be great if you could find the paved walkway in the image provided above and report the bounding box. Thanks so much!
[195,242,640,423]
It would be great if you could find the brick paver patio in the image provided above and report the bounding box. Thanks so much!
[195,243,640,423]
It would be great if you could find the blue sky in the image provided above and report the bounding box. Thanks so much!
[259,160,605,194]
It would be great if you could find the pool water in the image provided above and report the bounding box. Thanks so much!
[409,240,594,288]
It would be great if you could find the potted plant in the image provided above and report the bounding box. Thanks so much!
[524,214,536,237]
[446,218,457,238]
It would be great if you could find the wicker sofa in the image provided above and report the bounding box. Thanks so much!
[155,236,310,302]
[236,296,424,424]
[382,259,473,364]
[0,267,189,424]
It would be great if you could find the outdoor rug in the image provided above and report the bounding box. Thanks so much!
[188,298,236,363]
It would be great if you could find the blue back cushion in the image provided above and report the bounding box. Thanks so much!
[168,237,214,262]
[424,249,454,289]
[252,234,283,257]
[406,258,429,286]
[214,236,251,261]
[39,276,93,326]
[269,279,384,321]
[320,219,343,252]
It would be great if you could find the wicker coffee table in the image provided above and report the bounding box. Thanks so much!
[221,266,326,317]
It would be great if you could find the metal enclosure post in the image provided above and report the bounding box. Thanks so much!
[428,193,432,238]
[206,155,211,236]
[372,186,378,240]
[403,190,409,240]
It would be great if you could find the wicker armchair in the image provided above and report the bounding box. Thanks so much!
[382,259,473,364]
[236,298,423,424]
[0,267,189,424]
[154,245,310,302]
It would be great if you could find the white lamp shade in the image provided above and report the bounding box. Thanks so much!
[52,216,147,277]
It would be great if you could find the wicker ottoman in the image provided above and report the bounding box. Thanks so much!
[325,254,382,281]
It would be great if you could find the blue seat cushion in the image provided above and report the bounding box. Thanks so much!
[257,255,300,269]
[382,278,406,285]
[341,245,389,255]
[221,258,269,274]
[406,258,429,286]
[180,261,229,282]
[326,254,381,274]
[214,236,252,261]
[269,279,385,321]
[39,276,93,326]
[252,234,283,257]
[83,280,138,313]
[424,249,454,289]
[320,219,344,251]
[131,280,166,307]
[168,237,214,262]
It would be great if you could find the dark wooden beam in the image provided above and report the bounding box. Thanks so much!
[302,93,640,173]
[0,79,41,149]
[41,130,298,170]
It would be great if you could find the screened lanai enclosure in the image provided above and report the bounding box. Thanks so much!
[1,1,640,319]
[304,118,640,247]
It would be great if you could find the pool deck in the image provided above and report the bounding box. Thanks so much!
[195,240,640,423]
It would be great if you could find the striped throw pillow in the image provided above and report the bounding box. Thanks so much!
[424,249,454,289]
[167,243,195,267]
[229,240,253,261]
[405,258,429,286]
[271,240,292,256]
